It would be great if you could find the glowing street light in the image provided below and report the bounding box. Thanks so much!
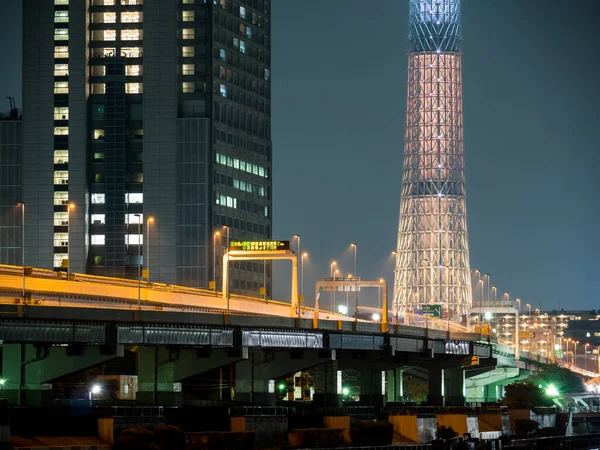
[67,203,75,279]
[372,313,381,322]
[17,201,25,302]
[145,216,155,283]
[301,252,308,299]
[545,384,559,397]
[213,231,220,292]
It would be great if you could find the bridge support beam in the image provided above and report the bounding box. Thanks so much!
[136,347,248,406]
[357,368,386,407]
[465,367,524,403]
[428,366,465,406]
[235,349,336,405]
[387,367,405,402]
[0,343,123,407]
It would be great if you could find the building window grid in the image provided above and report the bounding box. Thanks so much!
[215,152,267,178]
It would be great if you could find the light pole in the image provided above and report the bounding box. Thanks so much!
[515,298,521,359]
[67,203,75,279]
[145,217,154,282]
[332,269,339,311]
[585,343,590,371]
[351,243,357,317]
[17,202,25,302]
[213,231,220,291]
[301,252,307,302]
[574,341,579,368]
[224,226,230,311]
[484,273,490,307]
[492,285,497,302]
[294,234,300,301]
[330,261,337,312]
[134,214,142,309]
[473,269,481,304]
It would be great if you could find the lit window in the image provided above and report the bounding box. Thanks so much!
[182,11,194,21]
[219,49,226,61]
[182,46,195,57]
[54,212,69,226]
[54,233,69,247]
[54,64,69,76]
[54,150,69,164]
[93,129,105,140]
[264,206,269,217]
[54,192,69,206]
[264,69,270,81]
[91,193,105,204]
[103,12,116,23]
[54,29,69,40]
[91,66,105,76]
[239,6,246,19]
[54,126,69,136]
[182,29,194,39]
[54,170,69,184]
[121,0,142,4]
[54,82,69,94]
[54,46,69,58]
[126,193,143,204]
[54,107,69,120]
[54,11,69,23]
[182,82,194,93]
[54,254,68,268]
[121,47,142,58]
[182,64,195,75]
[91,214,106,225]
[125,234,143,245]
[240,41,246,54]
[246,26,252,38]
[125,65,142,76]
[91,235,106,245]
[182,0,194,3]
[233,38,239,49]
[121,12,142,23]
[91,48,116,58]
[126,83,143,94]
[220,84,227,97]
[54,0,69,4]
[121,29,142,41]
[126,214,143,224]
[91,83,106,94]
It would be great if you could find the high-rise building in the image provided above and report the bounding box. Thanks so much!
[394,0,472,322]
[19,0,272,295]
[0,115,22,267]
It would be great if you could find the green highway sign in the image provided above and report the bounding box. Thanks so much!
[422,304,441,318]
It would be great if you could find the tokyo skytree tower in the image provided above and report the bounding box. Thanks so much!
[394,0,472,322]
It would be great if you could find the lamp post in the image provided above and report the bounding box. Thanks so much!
[145,217,154,282]
[224,226,230,311]
[213,231,220,292]
[351,243,357,317]
[301,252,307,301]
[17,202,25,302]
[585,343,590,371]
[294,234,300,301]
[330,261,337,312]
[574,341,579,368]
[515,298,521,359]
[332,269,340,311]
[67,203,75,279]
[134,214,142,309]
[473,269,481,304]
[484,273,490,307]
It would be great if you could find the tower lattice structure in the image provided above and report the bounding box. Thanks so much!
[394,0,472,322]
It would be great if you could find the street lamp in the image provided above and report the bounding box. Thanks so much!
[301,252,307,300]
[145,217,154,282]
[223,226,230,311]
[483,273,490,306]
[294,234,300,301]
[134,214,142,309]
[17,202,25,302]
[473,269,481,304]
[492,285,497,302]
[585,343,590,371]
[67,203,75,279]
[351,243,357,317]
[213,231,220,292]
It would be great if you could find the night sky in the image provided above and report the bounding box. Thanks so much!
[1,1,598,312]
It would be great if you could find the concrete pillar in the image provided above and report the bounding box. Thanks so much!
[234,357,274,405]
[427,367,465,406]
[358,369,385,407]
[1,343,122,406]
[137,347,247,406]
[312,360,341,406]
[387,367,404,402]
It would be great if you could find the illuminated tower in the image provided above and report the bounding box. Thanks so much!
[394,0,471,322]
